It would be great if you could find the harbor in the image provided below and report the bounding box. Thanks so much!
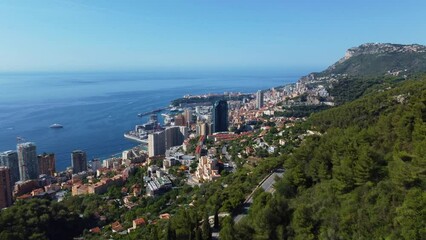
[124,113,164,144]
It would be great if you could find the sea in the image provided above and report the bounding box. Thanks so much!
[0,71,300,171]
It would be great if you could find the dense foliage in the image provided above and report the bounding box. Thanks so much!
[275,105,332,118]
[236,77,426,239]
[328,75,405,104]
[0,199,84,240]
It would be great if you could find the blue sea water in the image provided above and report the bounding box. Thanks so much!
[0,71,300,171]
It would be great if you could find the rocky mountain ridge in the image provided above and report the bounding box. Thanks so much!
[345,42,426,58]
[329,43,426,71]
[294,43,426,105]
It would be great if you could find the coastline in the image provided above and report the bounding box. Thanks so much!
[0,72,299,171]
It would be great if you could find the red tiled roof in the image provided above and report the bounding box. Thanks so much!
[111,221,124,232]
[133,218,146,226]
[90,227,101,233]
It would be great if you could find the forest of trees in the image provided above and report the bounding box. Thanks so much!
[0,199,84,239]
[233,78,426,239]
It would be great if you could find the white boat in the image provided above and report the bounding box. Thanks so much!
[49,123,63,129]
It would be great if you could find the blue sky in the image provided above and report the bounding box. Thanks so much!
[0,0,425,72]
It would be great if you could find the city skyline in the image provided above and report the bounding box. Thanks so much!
[1,0,426,72]
[0,0,424,238]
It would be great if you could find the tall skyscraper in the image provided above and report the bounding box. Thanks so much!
[37,153,56,176]
[184,109,193,126]
[165,126,180,149]
[0,150,20,186]
[164,126,188,149]
[212,100,228,133]
[17,142,38,181]
[148,131,166,157]
[0,166,12,209]
[71,150,87,174]
[256,90,264,109]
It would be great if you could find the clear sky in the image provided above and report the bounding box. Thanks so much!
[0,0,425,72]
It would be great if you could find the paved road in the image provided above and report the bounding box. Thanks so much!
[262,171,283,193]
[233,171,284,223]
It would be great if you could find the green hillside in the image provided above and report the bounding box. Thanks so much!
[236,76,426,239]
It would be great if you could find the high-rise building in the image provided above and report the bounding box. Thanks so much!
[0,150,19,186]
[0,166,13,209]
[196,122,209,136]
[184,109,193,126]
[173,114,186,126]
[165,126,180,149]
[91,159,102,172]
[178,126,189,143]
[148,131,165,157]
[37,153,56,176]
[256,90,264,109]
[71,150,87,174]
[17,142,38,181]
[212,100,228,133]
[164,126,188,149]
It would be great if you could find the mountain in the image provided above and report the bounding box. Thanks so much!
[323,43,426,76]
[297,43,426,105]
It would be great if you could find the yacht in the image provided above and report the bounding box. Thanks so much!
[49,123,63,129]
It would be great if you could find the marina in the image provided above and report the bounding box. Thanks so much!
[124,113,164,144]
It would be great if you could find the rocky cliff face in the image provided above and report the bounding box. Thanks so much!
[344,43,426,59]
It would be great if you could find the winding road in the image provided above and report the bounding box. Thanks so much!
[234,169,284,223]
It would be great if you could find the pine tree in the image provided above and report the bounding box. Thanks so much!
[213,209,219,229]
[165,221,176,240]
[353,146,374,185]
[202,213,212,240]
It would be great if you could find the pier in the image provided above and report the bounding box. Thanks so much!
[137,107,168,117]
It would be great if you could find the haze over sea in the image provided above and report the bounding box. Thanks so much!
[0,71,299,171]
